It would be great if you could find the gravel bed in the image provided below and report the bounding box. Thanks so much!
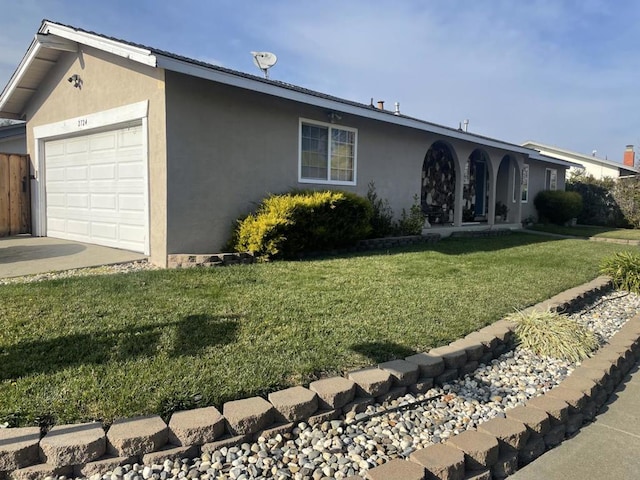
[60,289,638,480]
[0,260,158,286]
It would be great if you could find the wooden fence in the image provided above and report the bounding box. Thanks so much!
[0,153,31,237]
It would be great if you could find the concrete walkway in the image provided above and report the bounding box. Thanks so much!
[0,235,146,278]
[510,362,640,480]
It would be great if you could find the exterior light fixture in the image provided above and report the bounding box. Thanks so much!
[67,74,82,89]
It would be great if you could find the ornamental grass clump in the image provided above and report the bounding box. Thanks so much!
[507,309,599,363]
[600,251,640,294]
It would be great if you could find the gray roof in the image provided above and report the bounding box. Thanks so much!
[0,122,26,140]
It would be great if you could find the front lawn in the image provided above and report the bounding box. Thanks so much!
[528,224,640,240]
[0,234,631,427]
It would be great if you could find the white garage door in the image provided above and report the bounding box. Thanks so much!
[45,124,147,252]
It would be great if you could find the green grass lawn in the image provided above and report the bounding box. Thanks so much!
[528,224,640,240]
[0,234,632,428]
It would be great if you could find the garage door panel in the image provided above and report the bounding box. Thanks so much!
[119,194,145,212]
[91,221,117,240]
[119,224,145,242]
[66,194,89,208]
[90,133,116,151]
[66,219,90,236]
[90,193,117,210]
[45,124,146,253]
[91,164,116,180]
[65,137,89,154]
[119,128,142,146]
[118,162,144,179]
[65,165,89,181]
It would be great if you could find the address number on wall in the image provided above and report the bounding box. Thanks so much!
[78,119,88,127]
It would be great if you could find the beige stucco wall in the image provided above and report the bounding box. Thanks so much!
[23,46,168,266]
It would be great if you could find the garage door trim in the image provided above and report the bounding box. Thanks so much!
[33,100,149,254]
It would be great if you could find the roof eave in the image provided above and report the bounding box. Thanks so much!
[158,53,535,156]
[0,38,42,118]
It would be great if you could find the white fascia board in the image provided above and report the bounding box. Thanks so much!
[35,33,78,52]
[158,54,534,155]
[529,152,581,169]
[523,140,632,170]
[0,39,42,115]
[41,22,157,67]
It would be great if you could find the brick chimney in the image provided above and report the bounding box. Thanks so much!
[377,100,385,110]
[624,145,635,167]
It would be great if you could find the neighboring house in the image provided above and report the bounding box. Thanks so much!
[522,141,638,180]
[0,21,577,267]
[0,123,27,154]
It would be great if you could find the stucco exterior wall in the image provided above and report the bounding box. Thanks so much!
[23,46,168,266]
[164,71,567,254]
[164,72,440,253]
[166,72,534,253]
[521,160,567,220]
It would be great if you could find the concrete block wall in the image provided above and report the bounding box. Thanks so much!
[0,276,622,480]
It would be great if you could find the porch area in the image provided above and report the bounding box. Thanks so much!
[423,222,522,238]
[420,139,527,231]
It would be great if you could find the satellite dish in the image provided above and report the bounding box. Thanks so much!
[251,51,277,79]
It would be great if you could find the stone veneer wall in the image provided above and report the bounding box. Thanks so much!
[0,276,623,480]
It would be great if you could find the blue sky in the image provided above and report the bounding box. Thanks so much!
[1,0,638,163]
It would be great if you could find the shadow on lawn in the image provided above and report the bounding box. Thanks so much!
[352,341,418,363]
[0,314,240,381]
[303,232,563,262]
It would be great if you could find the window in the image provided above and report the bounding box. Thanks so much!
[521,164,529,202]
[545,168,557,191]
[299,119,357,185]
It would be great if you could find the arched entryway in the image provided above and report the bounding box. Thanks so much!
[421,141,456,225]
[462,149,491,222]
[496,154,520,223]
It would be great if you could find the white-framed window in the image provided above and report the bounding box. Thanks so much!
[521,164,529,202]
[299,118,357,185]
[545,168,557,191]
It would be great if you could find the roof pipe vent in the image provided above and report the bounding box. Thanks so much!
[394,102,400,115]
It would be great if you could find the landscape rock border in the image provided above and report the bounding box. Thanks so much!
[0,275,624,480]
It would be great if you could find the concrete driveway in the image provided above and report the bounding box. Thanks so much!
[0,236,147,278]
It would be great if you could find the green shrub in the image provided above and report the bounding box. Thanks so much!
[600,251,640,293]
[232,190,372,258]
[366,181,395,238]
[397,195,425,235]
[534,190,583,225]
[507,310,599,362]
[613,176,640,228]
[566,174,628,227]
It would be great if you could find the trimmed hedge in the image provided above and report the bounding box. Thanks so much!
[232,190,372,258]
[534,190,583,225]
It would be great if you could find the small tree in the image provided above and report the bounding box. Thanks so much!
[566,174,627,227]
[366,181,395,238]
[613,176,640,228]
